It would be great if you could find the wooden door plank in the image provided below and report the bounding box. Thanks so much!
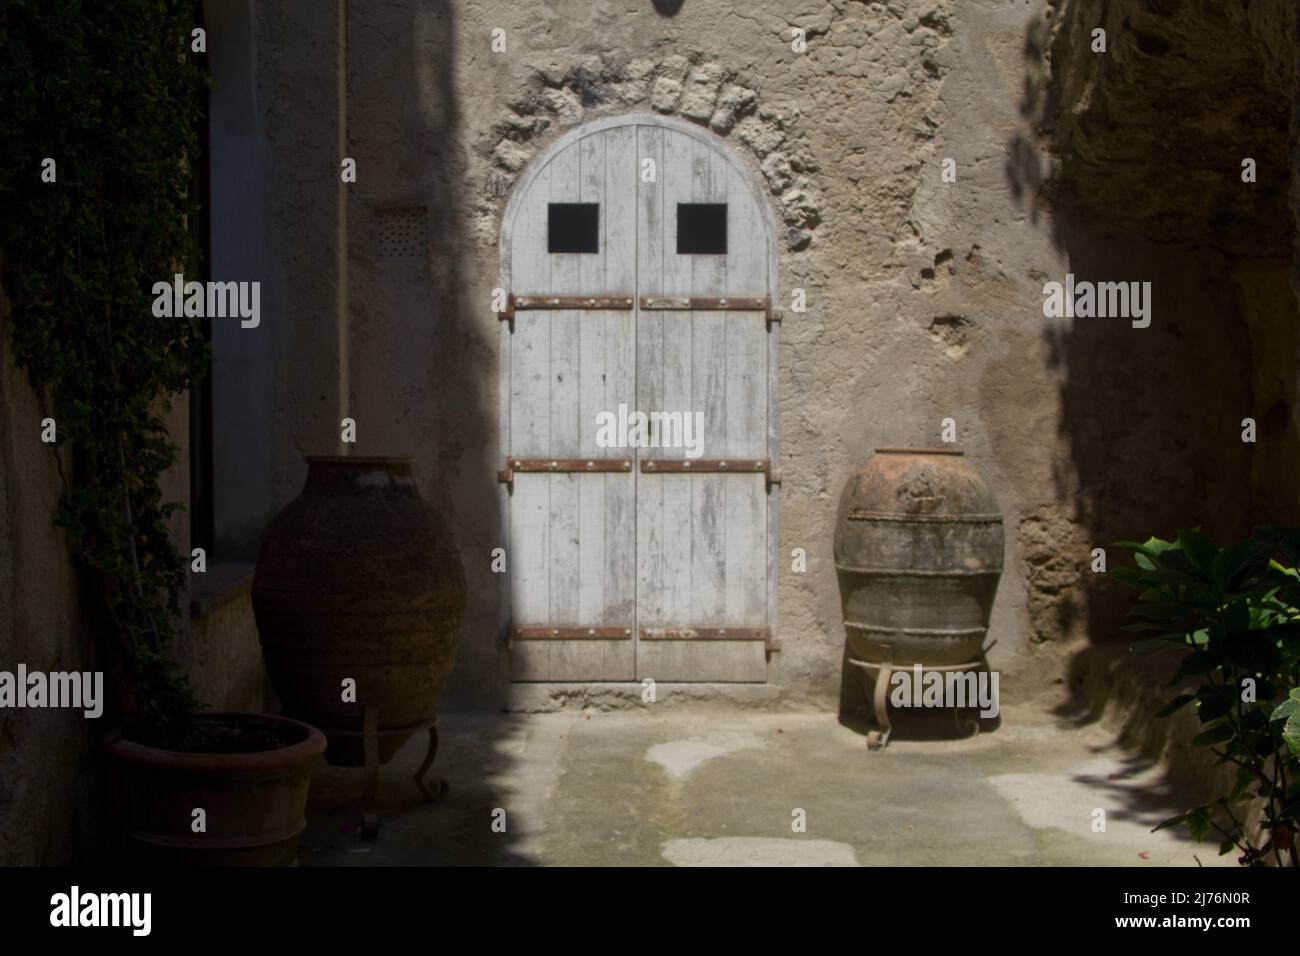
[511,638,635,681]
[725,163,767,294]
[577,471,607,627]
[510,474,551,630]
[636,641,767,682]
[605,125,638,642]
[688,305,726,641]
[508,131,637,682]
[545,142,583,680]
[655,127,696,680]
[723,298,767,629]
[578,131,610,464]
[548,140,582,459]
[689,138,728,633]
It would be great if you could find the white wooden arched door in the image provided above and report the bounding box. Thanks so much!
[499,114,780,683]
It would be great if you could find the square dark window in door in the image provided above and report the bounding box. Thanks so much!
[548,203,599,253]
[676,203,727,254]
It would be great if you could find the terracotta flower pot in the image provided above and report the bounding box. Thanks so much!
[105,712,325,866]
[834,447,1004,667]
[252,456,467,765]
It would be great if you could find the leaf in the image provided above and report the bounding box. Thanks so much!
[1156,694,1196,717]
[1128,636,1186,655]
[1172,650,1220,683]
[1141,567,1210,591]
[1256,526,1300,566]
[1190,723,1235,747]
[1177,529,1219,573]
[1211,536,1276,591]
[1108,566,1151,588]
[1114,538,1176,558]
[1186,806,1212,842]
[1274,689,1300,757]
[1128,604,1194,621]
[1156,546,1209,583]
[1152,811,1188,833]
[1270,689,1300,723]
[1230,766,1255,800]
[1195,692,1235,721]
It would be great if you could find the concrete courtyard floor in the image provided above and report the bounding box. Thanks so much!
[299,693,1226,867]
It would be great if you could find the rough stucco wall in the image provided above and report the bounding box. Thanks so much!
[190,591,265,713]
[252,0,1300,710]
[323,0,1041,710]
[0,287,96,865]
[1016,0,1300,647]
[259,0,350,510]
[0,299,197,864]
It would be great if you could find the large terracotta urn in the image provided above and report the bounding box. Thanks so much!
[834,448,1004,667]
[253,456,466,765]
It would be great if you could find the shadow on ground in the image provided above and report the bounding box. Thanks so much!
[300,701,1226,867]
[300,713,537,866]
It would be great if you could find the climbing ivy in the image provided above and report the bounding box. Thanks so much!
[0,1,209,747]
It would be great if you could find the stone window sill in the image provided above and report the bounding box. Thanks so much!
[191,562,256,619]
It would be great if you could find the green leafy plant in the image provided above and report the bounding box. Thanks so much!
[1110,527,1300,866]
[0,2,208,748]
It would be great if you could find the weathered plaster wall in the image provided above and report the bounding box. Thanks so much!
[0,301,203,863]
[246,0,1299,711]
[0,284,95,865]
[1016,0,1300,651]
[189,568,265,714]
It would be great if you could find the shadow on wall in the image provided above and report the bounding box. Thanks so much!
[341,2,501,711]
[288,2,527,865]
[1004,0,1300,657]
[0,289,102,864]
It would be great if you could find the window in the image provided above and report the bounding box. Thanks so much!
[676,203,727,254]
[548,203,599,253]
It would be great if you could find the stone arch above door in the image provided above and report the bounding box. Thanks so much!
[477,54,824,255]
[497,113,782,684]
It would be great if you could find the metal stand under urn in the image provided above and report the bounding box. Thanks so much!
[833,447,1004,749]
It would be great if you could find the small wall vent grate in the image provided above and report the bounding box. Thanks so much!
[376,208,428,259]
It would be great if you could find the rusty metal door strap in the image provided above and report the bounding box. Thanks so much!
[498,293,782,328]
[510,625,779,652]
[640,457,780,489]
[501,294,636,317]
[497,457,634,487]
[511,627,633,640]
